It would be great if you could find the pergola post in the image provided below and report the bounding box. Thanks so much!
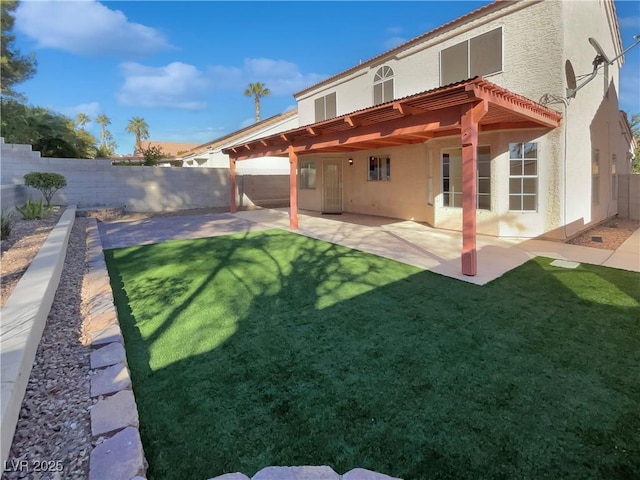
[230,158,237,213]
[460,101,488,276]
[288,146,299,230]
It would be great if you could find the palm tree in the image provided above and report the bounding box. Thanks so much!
[95,114,111,148]
[75,112,90,130]
[125,116,149,154]
[244,82,270,123]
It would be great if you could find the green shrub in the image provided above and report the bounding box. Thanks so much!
[23,172,67,207]
[1,210,13,240]
[16,197,47,220]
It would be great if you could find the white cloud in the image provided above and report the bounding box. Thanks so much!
[240,117,255,128]
[209,58,326,96]
[386,26,404,35]
[115,57,324,110]
[15,0,172,56]
[59,101,102,119]
[618,16,640,29]
[116,62,211,109]
[384,37,408,50]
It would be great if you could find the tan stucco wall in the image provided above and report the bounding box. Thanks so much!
[296,0,563,125]
[295,0,628,240]
[298,128,564,238]
[560,0,625,237]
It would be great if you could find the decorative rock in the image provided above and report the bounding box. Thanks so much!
[206,474,250,480]
[90,324,124,346]
[91,390,139,438]
[253,466,339,480]
[90,363,131,397]
[91,342,126,369]
[89,427,146,480]
[342,468,402,480]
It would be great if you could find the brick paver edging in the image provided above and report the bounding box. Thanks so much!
[85,218,147,480]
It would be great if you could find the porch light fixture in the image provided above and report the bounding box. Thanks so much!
[348,158,354,166]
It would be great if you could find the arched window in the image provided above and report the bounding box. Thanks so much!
[373,66,394,105]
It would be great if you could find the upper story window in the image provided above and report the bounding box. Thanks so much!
[373,66,394,105]
[440,27,503,86]
[314,92,337,122]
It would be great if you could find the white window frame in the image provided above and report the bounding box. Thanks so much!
[592,149,600,205]
[611,153,617,201]
[300,160,316,189]
[441,146,491,210]
[508,142,538,212]
[439,26,504,86]
[314,93,337,122]
[368,155,391,181]
[373,66,394,105]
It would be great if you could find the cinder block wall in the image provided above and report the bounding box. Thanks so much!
[1,184,26,211]
[618,174,640,220]
[238,175,290,208]
[1,140,289,212]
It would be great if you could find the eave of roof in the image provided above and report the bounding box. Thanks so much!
[294,0,511,98]
[182,109,298,158]
[224,77,562,161]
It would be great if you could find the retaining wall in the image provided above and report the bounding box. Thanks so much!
[1,140,288,212]
[0,206,76,466]
[618,174,640,220]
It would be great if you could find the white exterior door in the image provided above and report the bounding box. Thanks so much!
[322,159,342,213]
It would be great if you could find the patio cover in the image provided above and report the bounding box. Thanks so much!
[223,77,562,276]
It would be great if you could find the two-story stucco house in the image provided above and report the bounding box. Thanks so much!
[223,0,633,276]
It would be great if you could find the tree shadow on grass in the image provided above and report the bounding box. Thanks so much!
[105,232,640,480]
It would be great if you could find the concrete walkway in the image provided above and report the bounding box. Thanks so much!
[98,208,640,285]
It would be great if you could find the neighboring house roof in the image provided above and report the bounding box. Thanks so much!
[140,141,200,158]
[294,0,511,98]
[224,77,562,160]
[182,109,298,158]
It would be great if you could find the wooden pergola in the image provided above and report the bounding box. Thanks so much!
[223,77,561,276]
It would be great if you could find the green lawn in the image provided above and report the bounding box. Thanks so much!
[104,229,640,480]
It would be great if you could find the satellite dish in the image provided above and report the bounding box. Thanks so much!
[589,37,611,65]
[565,60,577,98]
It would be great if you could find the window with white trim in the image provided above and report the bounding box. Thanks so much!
[440,27,503,85]
[368,156,390,181]
[592,149,600,205]
[373,66,394,105]
[314,93,337,122]
[508,142,537,212]
[442,146,491,210]
[611,154,617,200]
[300,161,316,189]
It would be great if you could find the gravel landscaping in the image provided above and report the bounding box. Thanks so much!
[567,217,639,250]
[1,217,92,480]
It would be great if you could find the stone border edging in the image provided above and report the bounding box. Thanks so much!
[208,466,402,480]
[84,218,148,480]
[0,205,76,466]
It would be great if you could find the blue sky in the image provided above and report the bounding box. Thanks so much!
[12,0,640,155]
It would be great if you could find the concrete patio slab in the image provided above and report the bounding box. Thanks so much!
[98,213,269,250]
[97,208,639,286]
[602,228,640,271]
